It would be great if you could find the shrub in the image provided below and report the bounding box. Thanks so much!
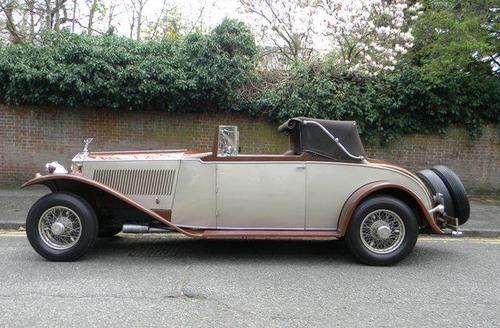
[0,19,257,112]
[245,63,499,142]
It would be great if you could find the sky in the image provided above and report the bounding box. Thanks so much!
[109,0,243,37]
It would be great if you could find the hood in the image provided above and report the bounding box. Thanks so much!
[73,150,187,162]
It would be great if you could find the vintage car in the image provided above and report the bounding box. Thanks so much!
[22,117,470,265]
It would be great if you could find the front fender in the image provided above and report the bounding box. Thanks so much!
[22,174,201,238]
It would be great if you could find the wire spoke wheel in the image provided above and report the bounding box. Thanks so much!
[359,209,405,254]
[38,206,82,250]
[27,193,98,261]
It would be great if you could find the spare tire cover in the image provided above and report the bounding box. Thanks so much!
[416,169,455,218]
[431,165,470,225]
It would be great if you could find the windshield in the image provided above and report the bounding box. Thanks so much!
[217,125,239,156]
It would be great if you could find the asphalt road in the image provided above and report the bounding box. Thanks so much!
[0,233,499,328]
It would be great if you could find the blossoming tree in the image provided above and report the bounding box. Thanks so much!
[319,0,422,74]
[239,0,422,73]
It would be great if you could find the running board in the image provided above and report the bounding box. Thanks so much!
[198,230,342,239]
[122,224,342,239]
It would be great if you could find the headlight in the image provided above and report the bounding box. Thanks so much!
[45,161,68,174]
[71,162,83,174]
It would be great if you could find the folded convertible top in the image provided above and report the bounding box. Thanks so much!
[278,117,366,161]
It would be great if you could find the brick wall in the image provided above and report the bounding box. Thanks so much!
[364,128,499,195]
[1,105,498,194]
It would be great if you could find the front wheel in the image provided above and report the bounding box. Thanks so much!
[345,196,418,266]
[26,192,98,261]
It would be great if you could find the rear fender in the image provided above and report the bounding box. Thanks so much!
[338,181,443,235]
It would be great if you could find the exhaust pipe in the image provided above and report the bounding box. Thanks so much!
[122,224,171,233]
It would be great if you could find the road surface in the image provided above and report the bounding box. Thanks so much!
[0,232,499,327]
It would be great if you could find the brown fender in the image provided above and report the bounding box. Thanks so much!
[337,181,444,235]
[21,174,202,238]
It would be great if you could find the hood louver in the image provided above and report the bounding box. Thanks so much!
[92,169,176,195]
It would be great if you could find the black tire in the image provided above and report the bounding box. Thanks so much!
[431,165,470,225]
[345,196,419,266]
[98,225,122,238]
[416,169,455,218]
[26,192,98,261]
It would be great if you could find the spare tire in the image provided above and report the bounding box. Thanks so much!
[416,169,455,218]
[431,165,470,225]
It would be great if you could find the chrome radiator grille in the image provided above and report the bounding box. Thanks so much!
[92,169,176,195]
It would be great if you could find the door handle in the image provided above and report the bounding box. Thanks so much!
[296,165,306,170]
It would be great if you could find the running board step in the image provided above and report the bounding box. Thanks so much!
[198,230,341,239]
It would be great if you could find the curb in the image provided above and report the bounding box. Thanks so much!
[0,222,499,238]
[0,223,25,230]
[461,229,500,238]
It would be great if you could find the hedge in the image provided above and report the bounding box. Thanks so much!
[0,19,498,142]
[0,19,257,112]
[244,63,500,142]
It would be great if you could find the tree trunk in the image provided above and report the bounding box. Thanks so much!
[71,0,77,32]
[4,0,23,44]
[107,0,117,32]
[45,0,52,29]
[28,0,35,41]
[136,4,142,40]
[129,9,135,39]
[87,0,98,35]
[54,0,60,30]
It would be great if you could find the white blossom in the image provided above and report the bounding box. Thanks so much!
[239,0,422,71]
[318,0,421,74]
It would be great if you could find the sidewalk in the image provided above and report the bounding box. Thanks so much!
[0,187,498,237]
[0,186,50,229]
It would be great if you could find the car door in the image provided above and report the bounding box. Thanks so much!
[216,162,306,229]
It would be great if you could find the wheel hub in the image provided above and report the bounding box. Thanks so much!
[50,222,66,235]
[376,225,391,239]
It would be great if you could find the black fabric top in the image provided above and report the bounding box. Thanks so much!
[278,117,366,161]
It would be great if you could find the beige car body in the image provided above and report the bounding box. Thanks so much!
[23,155,443,240]
[75,151,432,232]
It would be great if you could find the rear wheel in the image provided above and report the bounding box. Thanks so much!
[346,196,418,266]
[26,192,98,261]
